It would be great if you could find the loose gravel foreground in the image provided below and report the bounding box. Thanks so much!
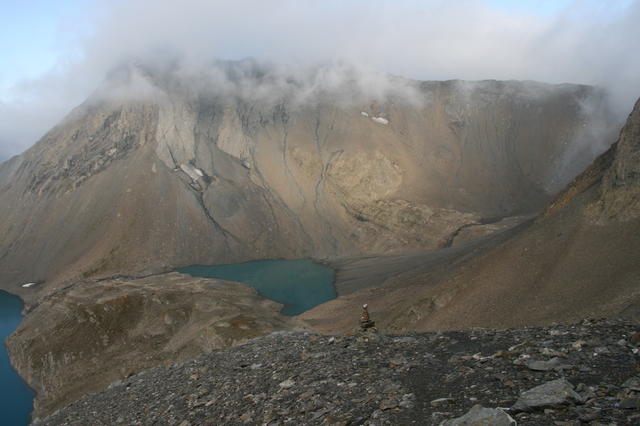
[38,319,640,425]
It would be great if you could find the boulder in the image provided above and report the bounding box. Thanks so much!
[512,379,583,412]
[440,405,516,425]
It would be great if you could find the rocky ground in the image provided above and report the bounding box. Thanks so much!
[38,318,639,425]
[7,273,298,416]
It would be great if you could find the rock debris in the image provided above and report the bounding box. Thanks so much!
[38,319,640,425]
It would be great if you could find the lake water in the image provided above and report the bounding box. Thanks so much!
[0,291,34,425]
[178,259,335,316]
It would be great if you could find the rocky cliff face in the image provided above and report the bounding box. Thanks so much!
[0,62,617,300]
[301,98,640,334]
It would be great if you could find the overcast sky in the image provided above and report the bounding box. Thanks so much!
[1,0,639,160]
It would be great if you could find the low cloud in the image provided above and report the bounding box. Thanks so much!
[1,0,639,160]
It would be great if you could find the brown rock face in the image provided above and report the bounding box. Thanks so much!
[6,272,297,416]
[300,98,640,334]
[0,63,616,302]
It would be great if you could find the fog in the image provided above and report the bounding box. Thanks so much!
[1,0,639,160]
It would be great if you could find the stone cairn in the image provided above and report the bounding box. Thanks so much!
[360,304,377,332]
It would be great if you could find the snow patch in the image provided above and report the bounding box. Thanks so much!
[180,163,204,181]
[361,111,369,117]
[371,116,389,125]
[22,282,36,288]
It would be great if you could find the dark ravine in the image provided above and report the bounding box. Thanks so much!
[37,319,640,425]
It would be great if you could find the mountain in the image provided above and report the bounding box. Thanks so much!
[1,61,632,418]
[0,61,617,301]
[301,97,640,333]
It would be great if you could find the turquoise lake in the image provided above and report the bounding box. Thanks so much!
[178,259,336,316]
[0,291,34,425]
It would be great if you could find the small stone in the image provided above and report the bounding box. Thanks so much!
[623,377,640,391]
[299,391,314,400]
[393,336,418,344]
[440,405,516,426]
[388,356,407,368]
[630,332,640,345]
[576,384,596,400]
[540,347,566,357]
[572,340,588,349]
[399,399,415,409]
[279,379,295,389]
[593,346,610,355]
[619,397,640,409]
[431,397,455,407]
[576,407,601,422]
[524,357,571,371]
[512,379,583,412]
[380,398,399,410]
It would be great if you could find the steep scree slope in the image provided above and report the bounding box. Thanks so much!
[301,97,640,333]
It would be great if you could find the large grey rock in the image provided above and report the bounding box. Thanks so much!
[524,357,572,371]
[512,379,583,412]
[623,377,640,391]
[440,405,516,425]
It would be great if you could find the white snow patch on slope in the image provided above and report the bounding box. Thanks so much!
[180,163,204,181]
[372,116,389,125]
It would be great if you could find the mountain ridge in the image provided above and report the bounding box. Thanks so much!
[300,97,640,333]
[0,63,618,304]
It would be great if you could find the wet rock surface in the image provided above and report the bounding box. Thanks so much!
[39,319,639,425]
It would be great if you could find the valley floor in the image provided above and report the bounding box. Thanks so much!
[38,319,640,425]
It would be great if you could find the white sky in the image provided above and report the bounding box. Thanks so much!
[1,0,639,160]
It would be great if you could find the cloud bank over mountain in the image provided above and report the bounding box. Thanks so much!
[1,0,639,159]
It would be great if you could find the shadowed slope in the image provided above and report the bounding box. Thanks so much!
[300,98,640,333]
